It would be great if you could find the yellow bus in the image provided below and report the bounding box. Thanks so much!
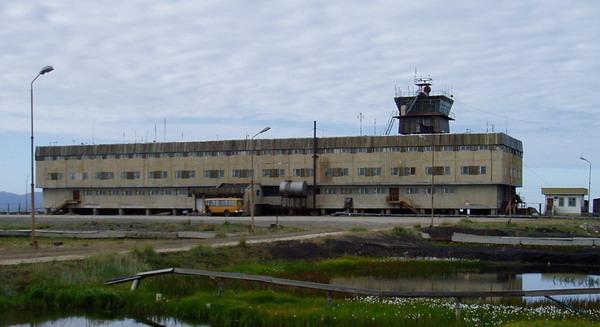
[205,197,244,216]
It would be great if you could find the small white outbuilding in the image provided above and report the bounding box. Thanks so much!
[541,188,588,216]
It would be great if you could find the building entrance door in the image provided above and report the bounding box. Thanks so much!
[73,190,80,201]
[545,197,553,215]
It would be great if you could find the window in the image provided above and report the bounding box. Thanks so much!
[373,187,386,194]
[232,169,253,178]
[357,167,382,177]
[175,170,195,179]
[48,173,63,181]
[461,166,486,175]
[406,187,419,194]
[440,187,455,194]
[425,166,451,176]
[325,168,349,177]
[568,197,576,207]
[148,171,168,179]
[424,187,433,194]
[69,172,76,180]
[95,172,114,180]
[204,170,225,178]
[558,197,564,207]
[293,168,314,177]
[262,169,285,177]
[341,188,353,194]
[391,167,416,176]
[359,187,370,194]
[121,171,140,180]
[325,188,337,194]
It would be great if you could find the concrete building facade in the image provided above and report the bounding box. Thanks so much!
[36,132,522,215]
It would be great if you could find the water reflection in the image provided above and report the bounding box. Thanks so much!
[523,273,600,302]
[7,316,204,327]
[331,273,600,302]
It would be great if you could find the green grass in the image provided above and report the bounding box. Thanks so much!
[1,241,600,326]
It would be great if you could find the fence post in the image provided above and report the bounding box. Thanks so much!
[217,278,224,297]
[131,278,141,291]
[326,291,333,307]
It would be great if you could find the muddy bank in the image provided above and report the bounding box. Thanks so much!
[267,232,600,272]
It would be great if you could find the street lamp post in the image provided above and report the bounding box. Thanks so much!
[580,157,592,214]
[30,65,54,248]
[249,126,271,233]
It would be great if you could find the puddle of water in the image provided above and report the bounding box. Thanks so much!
[6,316,205,327]
[331,272,600,302]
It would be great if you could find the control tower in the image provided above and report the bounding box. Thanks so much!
[394,77,454,134]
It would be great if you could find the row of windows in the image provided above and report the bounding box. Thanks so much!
[557,197,578,207]
[79,186,458,197]
[38,144,523,161]
[320,186,456,195]
[48,165,497,181]
[81,188,189,196]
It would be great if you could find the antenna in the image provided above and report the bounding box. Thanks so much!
[154,124,157,142]
[357,112,364,135]
[163,118,166,142]
[374,118,377,135]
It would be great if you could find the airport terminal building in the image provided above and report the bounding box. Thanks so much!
[35,79,523,215]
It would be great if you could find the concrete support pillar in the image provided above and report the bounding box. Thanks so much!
[491,208,497,215]
[92,208,98,215]
[385,209,391,215]
[321,209,326,215]
[118,208,124,216]
[145,209,151,216]
[68,207,74,214]
[172,208,177,216]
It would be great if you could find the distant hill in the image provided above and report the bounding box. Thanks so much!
[0,191,43,212]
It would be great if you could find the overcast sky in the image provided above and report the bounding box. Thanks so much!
[1,1,598,206]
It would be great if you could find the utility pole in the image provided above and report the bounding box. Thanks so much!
[430,134,435,227]
[580,157,592,213]
[312,121,318,212]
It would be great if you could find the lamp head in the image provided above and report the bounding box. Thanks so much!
[259,126,271,134]
[39,66,54,75]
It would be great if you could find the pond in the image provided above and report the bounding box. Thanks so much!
[331,272,600,302]
[5,316,205,327]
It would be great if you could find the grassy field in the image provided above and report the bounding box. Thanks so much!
[0,221,305,252]
[2,236,600,327]
[448,218,600,237]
